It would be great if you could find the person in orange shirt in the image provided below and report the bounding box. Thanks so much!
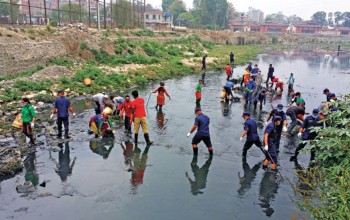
[120,95,133,133]
[225,64,231,81]
[151,81,171,112]
[131,90,153,145]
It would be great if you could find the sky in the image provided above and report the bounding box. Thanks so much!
[149,0,349,20]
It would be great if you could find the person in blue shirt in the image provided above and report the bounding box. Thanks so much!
[230,52,234,64]
[239,112,262,157]
[266,64,274,84]
[245,76,256,104]
[187,107,213,157]
[323,88,332,102]
[290,109,322,162]
[251,64,259,80]
[265,104,288,149]
[253,90,266,110]
[51,90,76,139]
[263,116,282,171]
[287,73,295,92]
[224,80,234,100]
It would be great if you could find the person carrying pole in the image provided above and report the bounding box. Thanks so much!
[263,116,282,171]
[187,107,213,157]
[239,112,262,157]
[151,81,171,112]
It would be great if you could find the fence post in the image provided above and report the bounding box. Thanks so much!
[69,0,72,24]
[110,0,113,28]
[43,0,47,25]
[103,0,106,29]
[57,0,60,26]
[88,0,91,27]
[97,0,100,30]
[10,0,13,24]
[28,0,32,25]
[79,0,82,23]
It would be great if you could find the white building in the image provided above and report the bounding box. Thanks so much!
[246,7,264,24]
[144,11,173,30]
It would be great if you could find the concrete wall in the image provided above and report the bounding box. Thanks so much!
[0,41,67,77]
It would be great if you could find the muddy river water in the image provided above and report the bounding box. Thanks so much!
[1,48,350,220]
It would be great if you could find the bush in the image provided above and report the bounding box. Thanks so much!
[49,20,58,27]
[132,29,155,37]
[72,65,103,82]
[80,42,88,50]
[14,80,52,92]
[28,29,35,34]
[50,58,74,67]
[1,88,19,102]
[134,76,147,85]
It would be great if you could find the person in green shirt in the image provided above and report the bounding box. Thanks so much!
[195,79,203,107]
[21,98,36,145]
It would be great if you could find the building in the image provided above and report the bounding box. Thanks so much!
[144,10,172,30]
[246,7,264,24]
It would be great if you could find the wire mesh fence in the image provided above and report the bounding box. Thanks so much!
[0,0,145,28]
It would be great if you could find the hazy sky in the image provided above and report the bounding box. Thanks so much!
[149,0,349,20]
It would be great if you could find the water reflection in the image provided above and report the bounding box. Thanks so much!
[130,145,151,193]
[186,156,212,195]
[89,139,115,159]
[155,112,168,134]
[258,171,279,217]
[120,140,134,171]
[24,152,39,187]
[237,158,261,196]
[220,101,232,117]
[56,142,76,182]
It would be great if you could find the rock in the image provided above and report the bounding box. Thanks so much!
[14,207,29,212]
[51,146,62,152]
[38,102,44,106]
[38,90,47,95]
[10,110,18,115]
[31,100,37,104]
[38,192,52,198]
[0,100,3,104]
[65,88,70,92]
[16,181,35,193]
[0,110,3,115]
[1,116,7,123]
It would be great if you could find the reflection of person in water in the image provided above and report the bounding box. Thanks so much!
[156,112,167,130]
[120,140,134,171]
[56,142,76,182]
[186,156,212,195]
[220,101,233,117]
[258,171,280,217]
[131,145,150,190]
[24,152,39,187]
[89,140,114,159]
[237,157,261,196]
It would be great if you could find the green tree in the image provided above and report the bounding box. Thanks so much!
[226,2,238,23]
[145,3,154,11]
[334,11,342,27]
[52,3,88,21]
[311,11,327,25]
[192,0,200,10]
[162,0,174,11]
[112,0,133,26]
[168,0,187,25]
[342,12,350,27]
[0,0,20,23]
[178,11,193,26]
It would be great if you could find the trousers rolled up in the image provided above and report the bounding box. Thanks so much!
[134,117,149,134]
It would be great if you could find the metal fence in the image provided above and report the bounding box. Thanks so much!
[0,0,145,28]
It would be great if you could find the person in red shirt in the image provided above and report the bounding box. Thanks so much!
[225,64,231,81]
[120,95,133,133]
[131,90,153,145]
[151,81,171,112]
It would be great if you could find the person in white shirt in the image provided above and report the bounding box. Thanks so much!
[92,93,108,114]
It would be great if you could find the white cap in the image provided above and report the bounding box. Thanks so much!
[103,95,108,99]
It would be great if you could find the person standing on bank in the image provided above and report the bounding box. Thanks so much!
[202,54,208,71]
[239,112,262,157]
[131,90,153,145]
[230,52,234,65]
[151,81,171,112]
[21,98,36,145]
[187,107,213,157]
[51,90,76,139]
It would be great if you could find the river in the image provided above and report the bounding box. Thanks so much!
[0,48,349,220]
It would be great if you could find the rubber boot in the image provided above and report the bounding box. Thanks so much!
[144,133,153,145]
[193,147,198,156]
[134,133,138,144]
[29,136,35,146]
[270,163,277,170]
[263,159,269,168]
[64,130,71,139]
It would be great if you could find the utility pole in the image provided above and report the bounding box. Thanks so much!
[97,0,100,30]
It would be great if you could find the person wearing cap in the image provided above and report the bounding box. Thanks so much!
[223,80,234,101]
[286,106,305,135]
[51,90,76,139]
[110,95,125,116]
[195,79,203,107]
[265,104,287,149]
[21,97,36,145]
[187,107,213,156]
[266,64,274,84]
[290,109,322,162]
[323,88,331,102]
[245,76,256,104]
[151,81,171,112]
[239,112,262,157]
[92,93,108,114]
[263,116,281,170]
[287,73,295,92]
[253,90,266,110]
[131,90,153,145]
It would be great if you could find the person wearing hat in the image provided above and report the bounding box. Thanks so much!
[151,81,171,112]
[245,76,256,104]
[287,73,295,93]
[290,109,322,162]
[187,107,213,157]
[265,104,287,149]
[21,97,36,145]
[253,90,266,110]
[131,90,153,145]
[323,88,331,102]
[263,116,282,170]
[239,112,262,157]
[286,106,305,135]
[51,90,76,139]
[92,93,108,114]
